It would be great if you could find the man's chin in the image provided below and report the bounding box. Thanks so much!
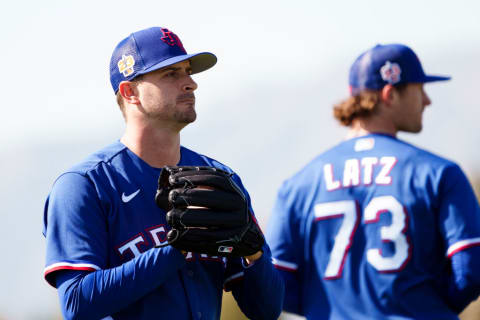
[177,112,197,125]
[402,125,422,134]
[182,117,196,125]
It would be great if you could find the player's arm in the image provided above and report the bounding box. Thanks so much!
[265,182,305,315]
[438,164,480,312]
[224,243,284,320]
[445,247,480,313]
[55,246,185,320]
[43,173,186,319]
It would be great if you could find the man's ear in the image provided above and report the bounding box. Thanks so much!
[380,84,395,106]
[118,81,140,105]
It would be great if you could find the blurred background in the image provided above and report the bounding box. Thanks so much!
[1,0,479,319]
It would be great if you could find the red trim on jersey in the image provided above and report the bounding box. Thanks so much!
[447,240,480,258]
[315,213,344,222]
[44,263,100,288]
[273,264,297,273]
[272,258,298,272]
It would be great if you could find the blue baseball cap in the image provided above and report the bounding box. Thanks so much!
[349,44,450,95]
[109,27,217,93]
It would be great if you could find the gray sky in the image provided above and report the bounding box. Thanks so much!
[1,0,479,318]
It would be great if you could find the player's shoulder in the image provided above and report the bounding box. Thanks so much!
[285,139,350,182]
[58,141,128,178]
[179,146,249,191]
[278,148,333,197]
[389,135,460,171]
[179,145,235,174]
[338,133,457,169]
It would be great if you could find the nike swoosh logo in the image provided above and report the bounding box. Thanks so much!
[122,189,140,203]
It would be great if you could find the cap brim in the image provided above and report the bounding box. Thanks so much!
[423,74,451,83]
[138,52,217,76]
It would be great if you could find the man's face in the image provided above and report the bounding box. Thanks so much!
[135,60,198,127]
[392,83,431,133]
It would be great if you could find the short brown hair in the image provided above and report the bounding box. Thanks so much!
[333,83,408,126]
[116,91,126,117]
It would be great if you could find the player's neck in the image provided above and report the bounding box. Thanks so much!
[121,123,181,168]
[347,117,398,139]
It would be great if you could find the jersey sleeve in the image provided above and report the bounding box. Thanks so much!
[267,181,304,273]
[438,164,480,257]
[43,172,109,286]
[54,246,186,320]
[437,164,480,311]
[266,181,305,314]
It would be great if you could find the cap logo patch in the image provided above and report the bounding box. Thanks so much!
[160,28,186,52]
[117,55,135,77]
[380,61,401,84]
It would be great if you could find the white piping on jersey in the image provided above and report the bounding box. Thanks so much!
[446,237,480,258]
[272,258,298,271]
[223,271,244,285]
[44,261,101,274]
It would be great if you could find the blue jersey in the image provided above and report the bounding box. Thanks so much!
[43,141,283,320]
[267,133,480,319]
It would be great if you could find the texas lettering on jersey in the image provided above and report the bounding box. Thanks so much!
[116,223,225,265]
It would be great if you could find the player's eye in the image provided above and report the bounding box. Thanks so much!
[165,71,178,78]
[162,68,191,79]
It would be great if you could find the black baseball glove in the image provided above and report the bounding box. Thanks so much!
[155,166,264,257]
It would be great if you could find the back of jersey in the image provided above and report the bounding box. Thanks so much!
[270,133,480,319]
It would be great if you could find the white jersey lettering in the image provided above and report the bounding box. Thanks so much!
[117,235,147,258]
[375,157,397,185]
[343,159,360,187]
[324,164,341,191]
[147,225,168,247]
[361,157,378,185]
[324,156,397,190]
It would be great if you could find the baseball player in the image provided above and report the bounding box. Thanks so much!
[266,44,480,319]
[43,26,284,320]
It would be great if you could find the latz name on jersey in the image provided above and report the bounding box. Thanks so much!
[324,156,397,191]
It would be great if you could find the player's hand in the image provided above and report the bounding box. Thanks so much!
[244,250,263,265]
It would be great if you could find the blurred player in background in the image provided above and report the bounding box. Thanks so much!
[267,43,480,319]
[42,26,284,320]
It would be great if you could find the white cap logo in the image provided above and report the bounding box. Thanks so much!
[380,61,401,84]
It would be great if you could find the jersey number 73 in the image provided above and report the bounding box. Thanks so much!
[314,196,410,279]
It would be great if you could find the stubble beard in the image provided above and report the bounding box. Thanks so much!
[174,103,197,124]
[147,101,197,126]
[175,93,197,124]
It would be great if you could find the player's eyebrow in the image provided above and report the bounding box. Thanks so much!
[159,66,193,74]
[160,66,181,73]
